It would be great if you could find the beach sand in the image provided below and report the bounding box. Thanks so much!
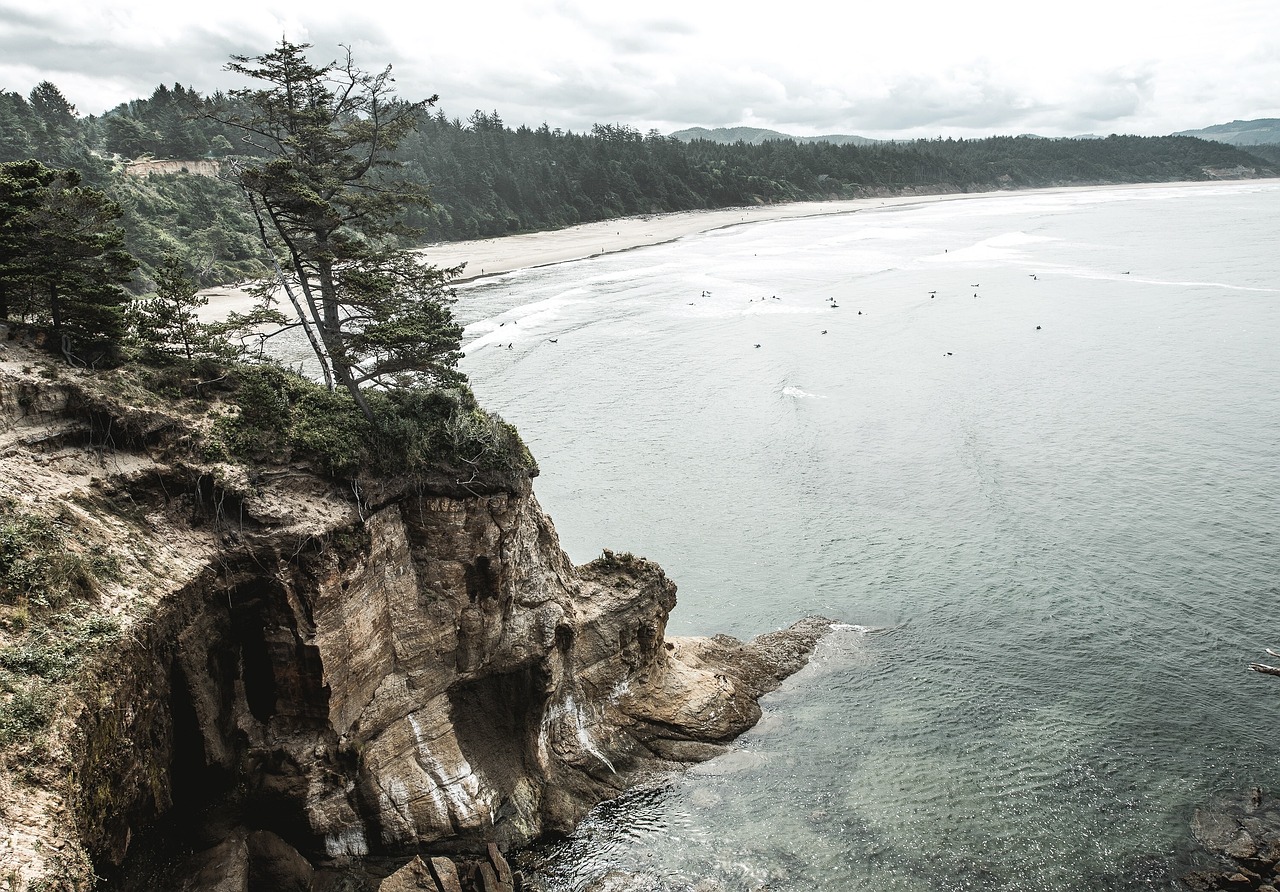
[414,195,938,281]
[199,195,947,318]
[199,181,1266,318]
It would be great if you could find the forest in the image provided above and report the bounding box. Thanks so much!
[1,74,1272,295]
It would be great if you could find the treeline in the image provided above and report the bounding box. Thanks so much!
[1,83,267,290]
[393,113,1273,240]
[0,79,1273,291]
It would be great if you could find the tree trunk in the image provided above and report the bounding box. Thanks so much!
[314,252,375,422]
[237,177,334,391]
[49,282,61,335]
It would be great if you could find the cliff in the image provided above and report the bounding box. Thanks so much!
[0,339,828,891]
[122,159,223,179]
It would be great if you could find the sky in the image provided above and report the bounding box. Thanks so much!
[1,0,1277,140]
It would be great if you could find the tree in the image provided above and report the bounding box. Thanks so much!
[333,251,464,390]
[103,114,155,159]
[0,92,37,162]
[27,82,77,159]
[212,39,462,418]
[0,160,136,362]
[0,159,57,321]
[128,257,229,364]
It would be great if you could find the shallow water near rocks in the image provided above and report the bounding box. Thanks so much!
[455,181,1280,890]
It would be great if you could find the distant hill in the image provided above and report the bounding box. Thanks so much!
[1173,118,1280,145]
[669,126,880,146]
[671,127,1117,145]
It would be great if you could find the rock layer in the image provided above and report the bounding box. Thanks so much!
[0,348,829,890]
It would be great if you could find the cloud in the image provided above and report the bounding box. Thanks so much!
[1063,67,1156,128]
[1,0,1278,138]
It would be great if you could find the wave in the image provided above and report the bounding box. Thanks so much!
[1067,270,1280,293]
[924,230,1054,263]
[829,622,878,634]
[782,386,827,400]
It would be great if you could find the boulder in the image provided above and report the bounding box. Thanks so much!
[179,836,250,892]
[246,830,313,892]
[379,855,439,891]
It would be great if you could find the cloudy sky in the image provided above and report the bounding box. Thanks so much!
[1,0,1277,139]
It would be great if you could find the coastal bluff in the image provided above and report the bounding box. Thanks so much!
[0,342,828,892]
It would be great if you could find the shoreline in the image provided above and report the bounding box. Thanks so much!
[418,178,1279,283]
[199,178,1277,318]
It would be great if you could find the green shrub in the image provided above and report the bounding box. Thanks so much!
[0,612,122,747]
[0,683,53,747]
[206,363,537,480]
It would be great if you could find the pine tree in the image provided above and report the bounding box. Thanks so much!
[211,39,464,417]
[27,82,78,159]
[0,160,136,362]
[128,257,228,364]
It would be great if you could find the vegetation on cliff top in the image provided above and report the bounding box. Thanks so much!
[201,363,535,480]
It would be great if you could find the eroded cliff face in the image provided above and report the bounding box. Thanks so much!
[0,346,826,891]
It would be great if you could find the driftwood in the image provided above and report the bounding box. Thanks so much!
[1249,648,1280,677]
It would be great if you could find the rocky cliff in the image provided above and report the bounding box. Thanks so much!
[0,341,828,891]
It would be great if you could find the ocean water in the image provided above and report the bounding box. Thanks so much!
[455,181,1280,891]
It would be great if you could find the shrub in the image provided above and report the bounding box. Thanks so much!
[0,683,53,747]
[0,503,97,609]
[206,363,537,480]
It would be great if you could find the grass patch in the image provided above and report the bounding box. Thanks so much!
[0,612,121,748]
[0,500,123,749]
[589,549,648,576]
[0,501,118,611]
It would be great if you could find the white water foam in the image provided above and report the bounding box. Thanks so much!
[782,386,827,399]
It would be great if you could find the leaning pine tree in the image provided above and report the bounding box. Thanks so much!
[212,39,464,420]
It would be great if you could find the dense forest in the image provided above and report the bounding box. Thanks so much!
[0,77,1274,294]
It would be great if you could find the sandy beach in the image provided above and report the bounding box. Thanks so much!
[198,181,1270,319]
[199,194,954,318]
[414,194,942,281]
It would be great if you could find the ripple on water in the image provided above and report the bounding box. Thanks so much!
[478,183,1280,891]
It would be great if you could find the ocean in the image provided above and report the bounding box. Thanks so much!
[454,181,1280,891]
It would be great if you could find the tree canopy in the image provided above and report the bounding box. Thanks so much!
[0,159,135,362]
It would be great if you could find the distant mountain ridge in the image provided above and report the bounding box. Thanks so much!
[670,126,1112,145]
[669,126,880,146]
[1173,118,1280,145]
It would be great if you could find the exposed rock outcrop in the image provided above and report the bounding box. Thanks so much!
[0,346,829,890]
[1185,789,1280,891]
[122,159,222,179]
